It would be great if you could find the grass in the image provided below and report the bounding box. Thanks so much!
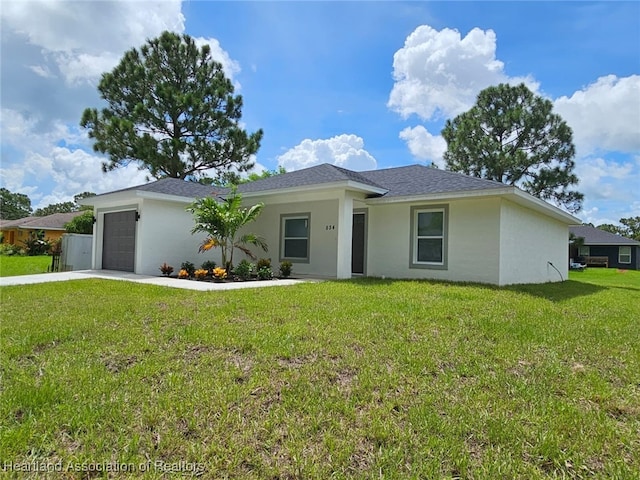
[0,255,52,277]
[1,269,638,478]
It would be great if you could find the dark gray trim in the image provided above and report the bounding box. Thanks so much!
[409,204,449,270]
[279,213,311,263]
[351,209,368,275]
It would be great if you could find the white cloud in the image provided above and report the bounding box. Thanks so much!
[193,37,241,85]
[0,1,240,87]
[388,25,538,121]
[0,109,148,209]
[554,75,640,155]
[575,155,638,201]
[28,64,56,79]
[398,126,447,167]
[0,2,244,210]
[277,135,378,172]
[572,154,640,225]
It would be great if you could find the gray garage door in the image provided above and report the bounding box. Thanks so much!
[102,210,136,272]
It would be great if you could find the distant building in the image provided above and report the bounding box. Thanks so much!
[569,225,640,270]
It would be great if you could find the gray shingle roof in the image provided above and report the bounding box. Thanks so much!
[87,164,513,202]
[0,212,84,230]
[569,225,640,246]
[358,164,506,197]
[236,163,385,194]
[88,177,226,200]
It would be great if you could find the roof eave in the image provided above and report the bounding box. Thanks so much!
[365,186,579,224]
[241,180,387,198]
[583,241,640,246]
[17,226,66,231]
[365,186,517,205]
[137,191,208,204]
[508,188,580,224]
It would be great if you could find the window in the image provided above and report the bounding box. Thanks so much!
[281,214,310,262]
[619,246,631,264]
[410,205,448,269]
[578,246,590,257]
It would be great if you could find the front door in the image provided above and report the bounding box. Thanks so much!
[351,212,366,275]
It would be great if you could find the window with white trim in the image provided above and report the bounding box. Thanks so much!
[619,246,631,264]
[281,214,310,262]
[578,246,590,257]
[410,205,448,269]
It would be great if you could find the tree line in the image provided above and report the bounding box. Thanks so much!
[2,30,605,227]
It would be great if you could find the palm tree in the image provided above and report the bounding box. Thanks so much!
[188,187,267,272]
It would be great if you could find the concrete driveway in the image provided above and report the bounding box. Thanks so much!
[0,269,311,291]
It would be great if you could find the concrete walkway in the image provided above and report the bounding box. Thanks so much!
[0,269,312,291]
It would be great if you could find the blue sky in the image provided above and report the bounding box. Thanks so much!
[1,1,639,226]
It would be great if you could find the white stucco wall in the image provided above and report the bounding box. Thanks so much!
[498,199,569,285]
[91,196,213,276]
[366,197,502,284]
[239,193,341,277]
[136,199,214,276]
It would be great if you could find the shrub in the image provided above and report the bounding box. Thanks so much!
[0,243,20,256]
[234,259,254,280]
[64,210,94,234]
[177,269,190,279]
[201,260,216,274]
[257,258,271,270]
[257,266,273,280]
[194,268,208,280]
[279,260,293,278]
[22,231,50,256]
[49,239,62,256]
[213,267,227,280]
[180,261,196,277]
[159,262,174,276]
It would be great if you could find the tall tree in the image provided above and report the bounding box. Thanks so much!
[596,223,625,236]
[442,83,583,213]
[81,31,263,181]
[74,192,96,211]
[33,202,76,216]
[0,188,32,220]
[199,165,287,187]
[619,216,640,241]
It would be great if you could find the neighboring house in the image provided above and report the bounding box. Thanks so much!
[80,163,579,285]
[569,225,640,270]
[0,212,84,245]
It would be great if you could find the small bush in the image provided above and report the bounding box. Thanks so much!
[257,258,271,270]
[177,269,190,279]
[257,266,273,280]
[234,259,254,280]
[180,261,196,277]
[201,260,216,274]
[279,260,293,278]
[0,243,21,256]
[64,210,94,234]
[194,268,208,280]
[49,239,62,256]
[159,262,174,276]
[22,231,50,256]
[213,267,227,280]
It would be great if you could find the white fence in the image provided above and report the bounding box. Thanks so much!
[60,233,93,271]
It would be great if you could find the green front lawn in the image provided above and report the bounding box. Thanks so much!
[0,255,52,277]
[1,270,638,478]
